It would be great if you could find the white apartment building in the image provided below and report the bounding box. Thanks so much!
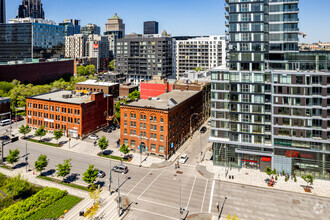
[174,35,226,79]
[85,34,109,69]
[65,34,87,58]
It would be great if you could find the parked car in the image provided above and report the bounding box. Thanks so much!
[123,154,133,161]
[110,125,116,130]
[0,135,10,142]
[200,126,207,133]
[179,154,188,164]
[12,116,24,122]
[0,119,12,126]
[88,134,99,140]
[115,124,120,128]
[97,170,106,178]
[112,165,128,174]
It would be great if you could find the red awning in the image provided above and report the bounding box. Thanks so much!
[261,157,271,162]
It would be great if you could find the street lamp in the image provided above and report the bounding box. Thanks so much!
[25,138,28,173]
[109,151,112,194]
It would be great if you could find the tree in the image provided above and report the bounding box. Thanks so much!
[34,126,47,141]
[77,66,88,76]
[53,130,63,145]
[98,136,109,151]
[265,166,273,183]
[83,165,99,185]
[128,90,140,100]
[108,60,116,71]
[34,154,48,175]
[119,144,130,155]
[56,159,72,181]
[302,175,314,190]
[6,149,20,166]
[18,125,31,139]
[86,65,96,75]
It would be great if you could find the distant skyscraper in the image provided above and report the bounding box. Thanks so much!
[104,13,125,60]
[0,0,5,23]
[81,23,100,35]
[144,21,158,35]
[59,19,81,36]
[17,0,45,19]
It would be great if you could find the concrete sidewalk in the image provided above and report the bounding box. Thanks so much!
[199,149,330,198]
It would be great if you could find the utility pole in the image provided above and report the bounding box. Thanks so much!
[199,131,202,163]
[1,141,3,164]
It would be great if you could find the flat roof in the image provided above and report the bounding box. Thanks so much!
[28,91,102,104]
[125,90,199,110]
[75,80,118,87]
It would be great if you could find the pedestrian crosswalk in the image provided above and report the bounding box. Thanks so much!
[64,190,122,220]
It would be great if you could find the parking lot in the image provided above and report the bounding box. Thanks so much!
[84,125,120,148]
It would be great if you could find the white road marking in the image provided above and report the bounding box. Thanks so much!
[138,198,178,209]
[186,175,197,210]
[208,180,215,213]
[131,207,177,220]
[201,179,208,213]
[137,169,165,200]
[127,169,153,196]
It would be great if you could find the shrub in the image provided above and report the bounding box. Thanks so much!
[0,187,67,220]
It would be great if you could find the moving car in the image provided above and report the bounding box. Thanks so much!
[88,134,99,140]
[207,120,211,126]
[112,165,128,174]
[97,170,106,178]
[179,154,188,164]
[0,135,10,142]
[200,126,207,133]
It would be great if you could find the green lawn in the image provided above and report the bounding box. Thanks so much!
[37,175,90,192]
[26,195,82,220]
[27,138,60,147]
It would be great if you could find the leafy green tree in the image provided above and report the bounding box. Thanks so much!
[108,60,116,71]
[265,166,273,182]
[77,66,88,76]
[302,175,314,190]
[98,136,109,151]
[86,65,96,75]
[3,174,35,200]
[56,159,72,181]
[34,126,47,141]
[53,130,63,145]
[82,165,99,185]
[6,149,20,165]
[18,125,31,139]
[34,154,48,175]
[128,90,140,100]
[119,144,130,155]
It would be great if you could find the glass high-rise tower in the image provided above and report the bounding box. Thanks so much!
[0,0,5,24]
[211,0,330,180]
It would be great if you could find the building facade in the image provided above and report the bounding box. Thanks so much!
[26,91,114,138]
[75,80,119,98]
[81,23,101,35]
[0,0,5,24]
[174,35,226,78]
[0,22,65,62]
[59,19,81,36]
[65,34,87,58]
[116,35,173,83]
[120,90,203,158]
[85,34,110,70]
[144,21,159,35]
[0,97,11,121]
[17,0,44,19]
[104,13,125,60]
[211,0,330,180]
[119,83,139,98]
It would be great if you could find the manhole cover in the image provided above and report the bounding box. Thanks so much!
[176,171,183,174]
[293,199,300,204]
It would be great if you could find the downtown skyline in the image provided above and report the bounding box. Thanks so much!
[3,0,330,43]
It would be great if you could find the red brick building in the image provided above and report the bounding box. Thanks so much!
[120,90,204,159]
[119,83,139,98]
[26,91,113,138]
[0,97,11,121]
[140,75,174,99]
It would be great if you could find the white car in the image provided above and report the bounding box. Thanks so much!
[179,154,188,164]
[88,134,99,140]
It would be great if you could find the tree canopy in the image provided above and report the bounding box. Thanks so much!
[119,144,130,155]
[56,159,72,181]
[34,126,47,141]
[53,130,63,144]
[19,125,31,139]
[6,149,20,165]
[77,65,96,76]
[34,154,48,173]
[108,60,115,71]
[128,90,140,100]
[82,165,99,185]
[98,136,109,151]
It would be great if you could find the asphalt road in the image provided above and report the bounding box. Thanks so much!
[2,139,330,220]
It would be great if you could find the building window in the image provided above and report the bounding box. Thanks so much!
[150,116,154,121]
[124,121,127,126]
[160,135,163,141]
[131,140,136,147]
[160,118,163,123]
[124,129,127,134]
[159,145,164,153]
[151,144,156,151]
[124,113,127,118]
[124,139,128,145]
[160,126,163,132]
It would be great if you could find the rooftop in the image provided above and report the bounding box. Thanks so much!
[109,13,122,20]
[28,91,104,104]
[125,90,199,110]
[75,80,118,87]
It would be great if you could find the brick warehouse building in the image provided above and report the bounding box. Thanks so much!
[26,91,113,138]
[75,80,120,98]
[120,90,204,158]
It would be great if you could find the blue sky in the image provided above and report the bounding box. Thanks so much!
[5,0,330,43]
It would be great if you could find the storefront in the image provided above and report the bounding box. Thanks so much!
[68,129,78,139]
[275,148,330,180]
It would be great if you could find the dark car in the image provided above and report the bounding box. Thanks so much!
[0,135,10,142]
[12,116,24,122]
[97,170,106,178]
[200,126,207,133]
[112,165,128,174]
